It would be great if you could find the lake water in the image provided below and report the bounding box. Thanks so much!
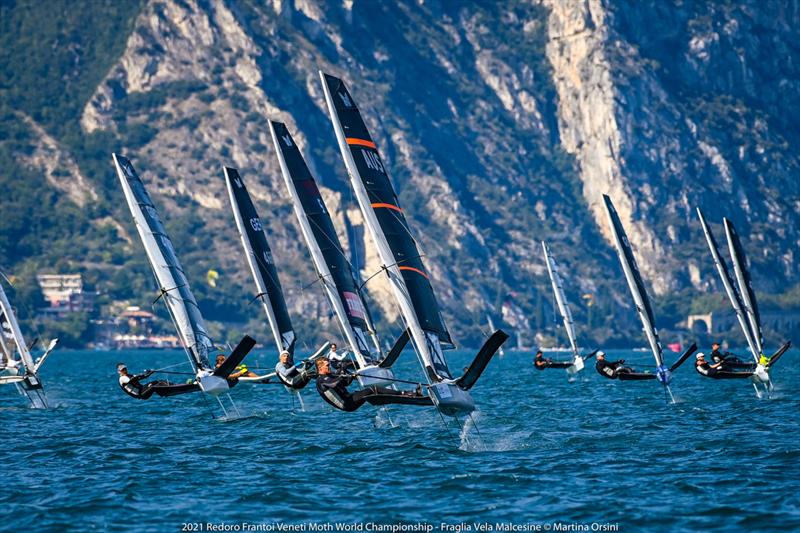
[1,347,798,532]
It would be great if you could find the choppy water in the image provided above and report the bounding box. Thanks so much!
[1,348,799,532]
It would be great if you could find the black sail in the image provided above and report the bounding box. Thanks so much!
[270,121,378,360]
[321,73,453,347]
[224,168,296,355]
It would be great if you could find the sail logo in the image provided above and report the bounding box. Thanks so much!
[361,150,385,174]
[234,177,242,188]
[250,217,263,231]
[343,291,366,319]
[123,161,135,178]
[338,91,353,107]
[263,250,274,265]
[282,134,292,147]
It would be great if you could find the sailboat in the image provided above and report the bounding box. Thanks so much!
[223,167,329,388]
[320,71,508,415]
[0,278,57,408]
[602,195,696,401]
[541,241,596,376]
[696,208,790,396]
[113,154,256,412]
[268,120,406,387]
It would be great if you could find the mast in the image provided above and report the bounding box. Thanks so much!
[542,241,579,358]
[224,167,296,356]
[602,195,664,368]
[113,153,214,371]
[0,282,35,372]
[320,71,454,382]
[268,120,379,368]
[696,209,759,362]
[723,218,764,356]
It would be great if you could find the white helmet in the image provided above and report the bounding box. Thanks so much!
[597,351,605,357]
[695,352,705,360]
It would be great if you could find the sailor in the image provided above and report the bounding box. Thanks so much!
[117,363,167,400]
[533,350,550,370]
[327,343,352,371]
[314,358,426,412]
[695,352,752,378]
[594,351,633,379]
[710,342,725,363]
[275,350,313,389]
[214,354,250,380]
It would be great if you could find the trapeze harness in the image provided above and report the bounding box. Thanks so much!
[275,361,312,390]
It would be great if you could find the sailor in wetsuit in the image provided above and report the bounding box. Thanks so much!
[275,350,314,389]
[117,363,168,400]
[533,350,550,370]
[314,358,427,412]
[695,352,752,378]
[594,351,633,379]
[327,343,354,372]
[710,342,725,364]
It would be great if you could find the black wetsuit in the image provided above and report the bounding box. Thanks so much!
[315,373,427,412]
[695,361,718,378]
[710,349,725,363]
[595,359,631,379]
[119,372,168,400]
[534,357,548,371]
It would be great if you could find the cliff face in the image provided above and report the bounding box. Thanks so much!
[2,0,798,346]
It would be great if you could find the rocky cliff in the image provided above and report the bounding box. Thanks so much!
[1,0,798,347]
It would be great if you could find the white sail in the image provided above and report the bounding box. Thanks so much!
[0,282,35,372]
[723,218,764,356]
[269,122,375,369]
[320,72,445,382]
[696,209,759,362]
[602,195,664,368]
[113,153,214,371]
[542,241,579,358]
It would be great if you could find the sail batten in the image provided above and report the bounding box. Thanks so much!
[320,71,454,381]
[269,120,379,368]
[113,153,213,371]
[542,242,579,358]
[723,218,763,356]
[602,195,664,368]
[696,210,760,362]
[224,167,295,356]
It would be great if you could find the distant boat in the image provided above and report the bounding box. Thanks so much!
[113,154,255,413]
[602,195,696,402]
[0,277,57,408]
[697,208,791,396]
[269,120,403,387]
[541,241,597,377]
[321,71,508,416]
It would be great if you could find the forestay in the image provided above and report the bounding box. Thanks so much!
[224,167,296,356]
[113,154,214,371]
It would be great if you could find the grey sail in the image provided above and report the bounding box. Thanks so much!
[696,209,759,362]
[723,218,764,356]
[113,153,214,371]
[542,241,579,358]
[602,195,664,368]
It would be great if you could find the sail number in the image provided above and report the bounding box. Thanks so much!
[361,149,385,174]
